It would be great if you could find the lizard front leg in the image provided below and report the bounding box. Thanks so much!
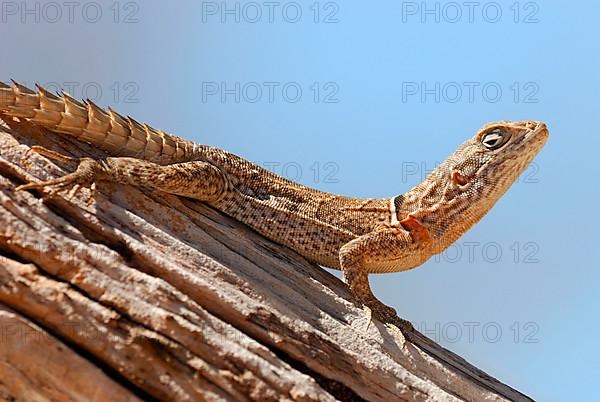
[340,223,431,333]
[17,146,229,202]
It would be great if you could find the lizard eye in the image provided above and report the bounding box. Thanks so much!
[481,129,510,150]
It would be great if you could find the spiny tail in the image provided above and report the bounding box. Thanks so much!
[0,80,198,164]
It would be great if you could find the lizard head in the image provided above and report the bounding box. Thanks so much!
[413,120,548,249]
[447,121,549,200]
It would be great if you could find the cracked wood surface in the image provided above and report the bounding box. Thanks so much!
[0,119,533,402]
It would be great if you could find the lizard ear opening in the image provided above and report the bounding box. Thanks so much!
[481,129,511,150]
[451,170,469,186]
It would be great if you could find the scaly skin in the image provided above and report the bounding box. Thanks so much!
[0,81,549,332]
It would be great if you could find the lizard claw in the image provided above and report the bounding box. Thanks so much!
[364,305,373,330]
[16,148,103,194]
[361,298,414,333]
[29,146,80,164]
[16,177,80,193]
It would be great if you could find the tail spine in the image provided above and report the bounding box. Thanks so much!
[0,80,196,164]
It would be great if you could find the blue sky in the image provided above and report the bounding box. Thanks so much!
[1,1,598,400]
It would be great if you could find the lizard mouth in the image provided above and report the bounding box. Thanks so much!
[523,121,549,142]
[512,121,549,154]
[527,122,549,156]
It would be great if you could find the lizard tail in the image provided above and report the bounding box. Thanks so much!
[0,80,197,164]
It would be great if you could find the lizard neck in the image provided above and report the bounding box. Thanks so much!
[394,162,497,254]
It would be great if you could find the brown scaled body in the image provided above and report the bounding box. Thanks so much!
[0,81,548,332]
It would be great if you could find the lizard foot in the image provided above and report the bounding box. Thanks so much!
[16,146,103,194]
[362,298,414,333]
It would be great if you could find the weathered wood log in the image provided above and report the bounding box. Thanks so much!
[0,117,533,402]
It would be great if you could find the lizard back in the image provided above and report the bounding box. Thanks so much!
[0,82,391,267]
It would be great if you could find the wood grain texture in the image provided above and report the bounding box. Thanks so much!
[0,118,533,402]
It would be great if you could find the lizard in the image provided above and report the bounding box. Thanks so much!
[0,81,549,332]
